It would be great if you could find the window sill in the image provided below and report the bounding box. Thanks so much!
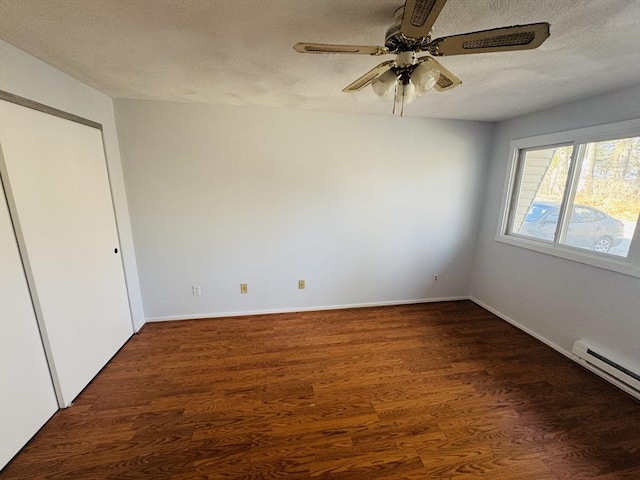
[495,233,640,278]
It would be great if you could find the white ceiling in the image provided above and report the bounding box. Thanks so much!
[0,0,639,121]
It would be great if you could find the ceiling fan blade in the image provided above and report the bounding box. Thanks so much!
[429,23,550,56]
[343,60,396,92]
[294,43,389,56]
[400,0,448,40]
[417,57,462,91]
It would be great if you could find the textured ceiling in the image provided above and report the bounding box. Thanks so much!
[0,0,639,121]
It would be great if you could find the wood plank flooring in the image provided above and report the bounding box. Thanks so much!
[2,301,638,479]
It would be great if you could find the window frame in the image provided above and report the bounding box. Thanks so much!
[496,118,640,278]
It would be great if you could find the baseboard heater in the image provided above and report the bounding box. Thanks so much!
[572,340,640,395]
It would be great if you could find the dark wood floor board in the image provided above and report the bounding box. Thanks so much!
[2,300,638,479]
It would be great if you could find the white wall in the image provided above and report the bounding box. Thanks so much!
[471,84,640,373]
[114,100,493,320]
[0,40,145,330]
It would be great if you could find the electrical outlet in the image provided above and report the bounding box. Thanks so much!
[433,274,439,283]
[192,285,201,296]
[298,280,305,289]
[240,283,248,294]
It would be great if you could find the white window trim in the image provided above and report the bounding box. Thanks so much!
[496,118,640,278]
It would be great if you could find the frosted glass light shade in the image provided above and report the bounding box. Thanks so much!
[412,64,440,95]
[371,69,398,98]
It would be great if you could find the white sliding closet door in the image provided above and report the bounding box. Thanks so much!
[0,183,58,470]
[0,99,133,407]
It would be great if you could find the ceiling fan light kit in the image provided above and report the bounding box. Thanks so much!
[371,51,441,116]
[294,0,550,116]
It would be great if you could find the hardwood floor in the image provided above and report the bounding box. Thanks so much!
[2,301,638,479]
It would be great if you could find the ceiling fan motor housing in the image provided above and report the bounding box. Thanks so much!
[385,6,431,53]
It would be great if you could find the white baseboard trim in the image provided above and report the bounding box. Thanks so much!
[145,296,468,323]
[469,296,640,401]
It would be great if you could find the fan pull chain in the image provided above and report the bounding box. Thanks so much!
[392,81,398,115]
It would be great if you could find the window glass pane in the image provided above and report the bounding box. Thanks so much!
[511,145,573,242]
[560,137,640,256]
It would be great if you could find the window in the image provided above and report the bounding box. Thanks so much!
[498,119,640,277]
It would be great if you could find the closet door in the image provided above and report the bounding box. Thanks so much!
[0,182,58,470]
[0,98,133,407]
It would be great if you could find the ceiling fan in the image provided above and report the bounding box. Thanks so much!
[293,0,550,115]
